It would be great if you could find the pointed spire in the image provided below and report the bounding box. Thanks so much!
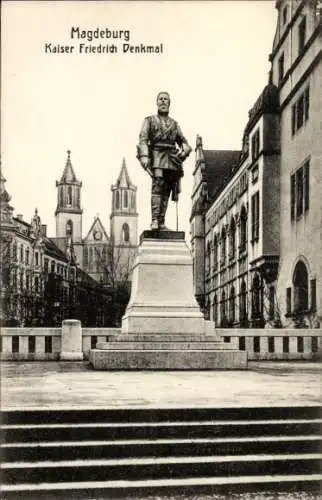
[116,157,133,188]
[60,149,78,183]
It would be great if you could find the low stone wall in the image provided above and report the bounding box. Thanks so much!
[0,326,321,361]
[215,328,322,361]
[0,327,121,361]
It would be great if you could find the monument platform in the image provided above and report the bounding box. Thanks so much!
[90,231,247,370]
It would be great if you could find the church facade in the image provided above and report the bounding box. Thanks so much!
[191,0,322,329]
[54,152,138,285]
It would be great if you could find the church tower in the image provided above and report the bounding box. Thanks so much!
[110,159,138,278]
[55,150,83,265]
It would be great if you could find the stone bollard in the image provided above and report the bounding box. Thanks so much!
[60,319,84,361]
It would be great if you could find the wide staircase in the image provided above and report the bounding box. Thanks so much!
[1,406,321,498]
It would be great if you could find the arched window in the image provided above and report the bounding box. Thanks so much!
[131,192,135,209]
[293,261,308,312]
[83,246,88,267]
[221,290,226,326]
[124,190,128,208]
[221,228,226,265]
[66,220,73,236]
[229,218,236,260]
[240,206,247,252]
[239,280,247,325]
[229,286,236,323]
[205,240,211,274]
[213,294,217,325]
[34,276,39,294]
[12,241,17,261]
[67,186,72,205]
[115,191,120,209]
[213,234,218,270]
[122,223,130,242]
[252,274,262,318]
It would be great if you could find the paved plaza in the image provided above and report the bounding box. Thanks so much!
[1,361,321,410]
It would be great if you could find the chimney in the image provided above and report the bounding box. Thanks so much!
[16,214,23,221]
[41,224,47,237]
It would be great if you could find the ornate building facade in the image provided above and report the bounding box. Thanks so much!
[0,153,138,327]
[191,0,321,329]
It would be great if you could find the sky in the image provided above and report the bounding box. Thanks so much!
[1,0,277,240]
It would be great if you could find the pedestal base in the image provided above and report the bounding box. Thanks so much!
[90,231,247,370]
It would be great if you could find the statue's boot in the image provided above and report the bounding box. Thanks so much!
[159,194,170,231]
[151,194,161,230]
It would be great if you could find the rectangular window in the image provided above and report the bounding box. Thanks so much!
[291,161,310,220]
[45,336,52,354]
[20,245,24,262]
[304,86,310,121]
[224,336,231,343]
[310,279,316,312]
[296,168,304,217]
[304,161,310,212]
[278,53,284,83]
[35,252,39,266]
[251,191,260,242]
[297,336,304,353]
[283,336,289,353]
[91,336,97,349]
[251,129,260,160]
[12,336,19,353]
[298,16,306,54]
[239,336,245,351]
[268,336,275,353]
[20,272,24,291]
[311,337,318,354]
[291,105,296,135]
[28,336,36,353]
[26,249,29,265]
[44,259,49,273]
[51,261,55,274]
[286,287,292,314]
[254,336,260,353]
[290,174,296,220]
[292,86,310,135]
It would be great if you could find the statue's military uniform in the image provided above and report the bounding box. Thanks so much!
[137,114,191,229]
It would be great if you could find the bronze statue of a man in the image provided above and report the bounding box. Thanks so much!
[137,92,192,230]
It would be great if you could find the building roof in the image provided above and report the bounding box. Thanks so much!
[45,237,69,261]
[203,150,241,205]
[59,150,80,184]
[245,83,279,134]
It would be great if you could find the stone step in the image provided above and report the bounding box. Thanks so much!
[2,420,321,443]
[2,406,320,425]
[107,334,223,342]
[2,474,321,499]
[2,453,321,484]
[2,436,321,462]
[96,341,236,350]
[89,348,247,369]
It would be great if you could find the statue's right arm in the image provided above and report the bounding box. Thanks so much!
[137,117,150,159]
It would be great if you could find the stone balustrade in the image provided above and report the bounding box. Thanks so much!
[0,325,321,361]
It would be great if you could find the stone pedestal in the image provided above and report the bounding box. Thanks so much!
[122,231,205,335]
[60,319,84,361]
[90,231,247,370]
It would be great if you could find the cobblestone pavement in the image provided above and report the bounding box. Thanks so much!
[1,361,321,409]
